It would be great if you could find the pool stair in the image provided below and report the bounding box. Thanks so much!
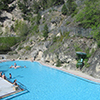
[0,80,29,100]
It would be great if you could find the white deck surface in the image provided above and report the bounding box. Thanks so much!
[0,77,15,97]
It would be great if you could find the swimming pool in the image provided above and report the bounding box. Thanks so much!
[1,60,100,100]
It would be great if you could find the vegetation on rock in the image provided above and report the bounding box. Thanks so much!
[0,0,100,73]
[75,0,100,47]
[0,37,20,53]
[61,0,77,16]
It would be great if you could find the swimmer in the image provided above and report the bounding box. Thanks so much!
[13,79,18,85]
[14,63,21,69]
[10,65,13,68]
[9,73,12,78]
[14,66,21,69]
[14,63,17,67]
[24,66,26,68]
[10,63,21,69]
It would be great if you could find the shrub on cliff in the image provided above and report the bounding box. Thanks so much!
[61,4,68,15]
[0,37,20,53]
[32,0,64,14]
[0,0,11,10]
[14,20,29,39]
[36,13,41,25]
[67,0,77,15]
[61,0,77,16]
[43,24,48,40]
[18,0,32,20]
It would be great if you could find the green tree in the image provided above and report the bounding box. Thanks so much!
[32,1,40,14]
[39,0,47,10]
[34,0,64,11]
[18,0,31,20]
[76,0,100,28]
[61,4,68,15]
[14,20,29,40]
[43,24,48,40]
[54,0,64,5]
[67,0,77,15]
[36,13,41,25]
[0,0,13,11]
[0,37,20,53]
[91,28,100,47]
[47,0,54,8]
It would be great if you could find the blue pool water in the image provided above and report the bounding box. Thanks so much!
[1,60,100,100]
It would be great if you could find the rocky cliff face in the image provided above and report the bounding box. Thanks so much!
[0,0,23,36]
[1,0,100,79]
[6,34,99,78]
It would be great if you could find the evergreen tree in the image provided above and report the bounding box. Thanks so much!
[67,0,77,15]
[34,0,64,11]
[43,24,48,40]
[39,0,47,10]
[0,0,13,11]
[36,13,41,25]
[0,0,15,16]
[18,0,31,20]
[33,1,40,14]
[61,4,68,15]
[0,0,8,11]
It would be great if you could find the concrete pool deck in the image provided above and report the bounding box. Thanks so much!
[0,78,22,99]
[0,77,15,99]
[39,61,100,84]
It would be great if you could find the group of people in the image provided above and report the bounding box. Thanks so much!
[0,72,12,79]
[10,63,26,69]
[0,61,28,88]
[10,63,21,69]
[0,71,18,86]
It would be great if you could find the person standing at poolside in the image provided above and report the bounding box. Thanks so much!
[2,73,6,79]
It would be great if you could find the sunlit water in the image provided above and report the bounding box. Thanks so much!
[1,60,100,100]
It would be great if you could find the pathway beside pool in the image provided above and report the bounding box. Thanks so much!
[39,61,100,83]
[0,77,15,99]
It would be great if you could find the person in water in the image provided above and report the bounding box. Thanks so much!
[14,63,17,67]
[13,79,18,85]
[10,63,21,69]
[10,65,13,68]
[9,73,12,79]
[24,66,26,68]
